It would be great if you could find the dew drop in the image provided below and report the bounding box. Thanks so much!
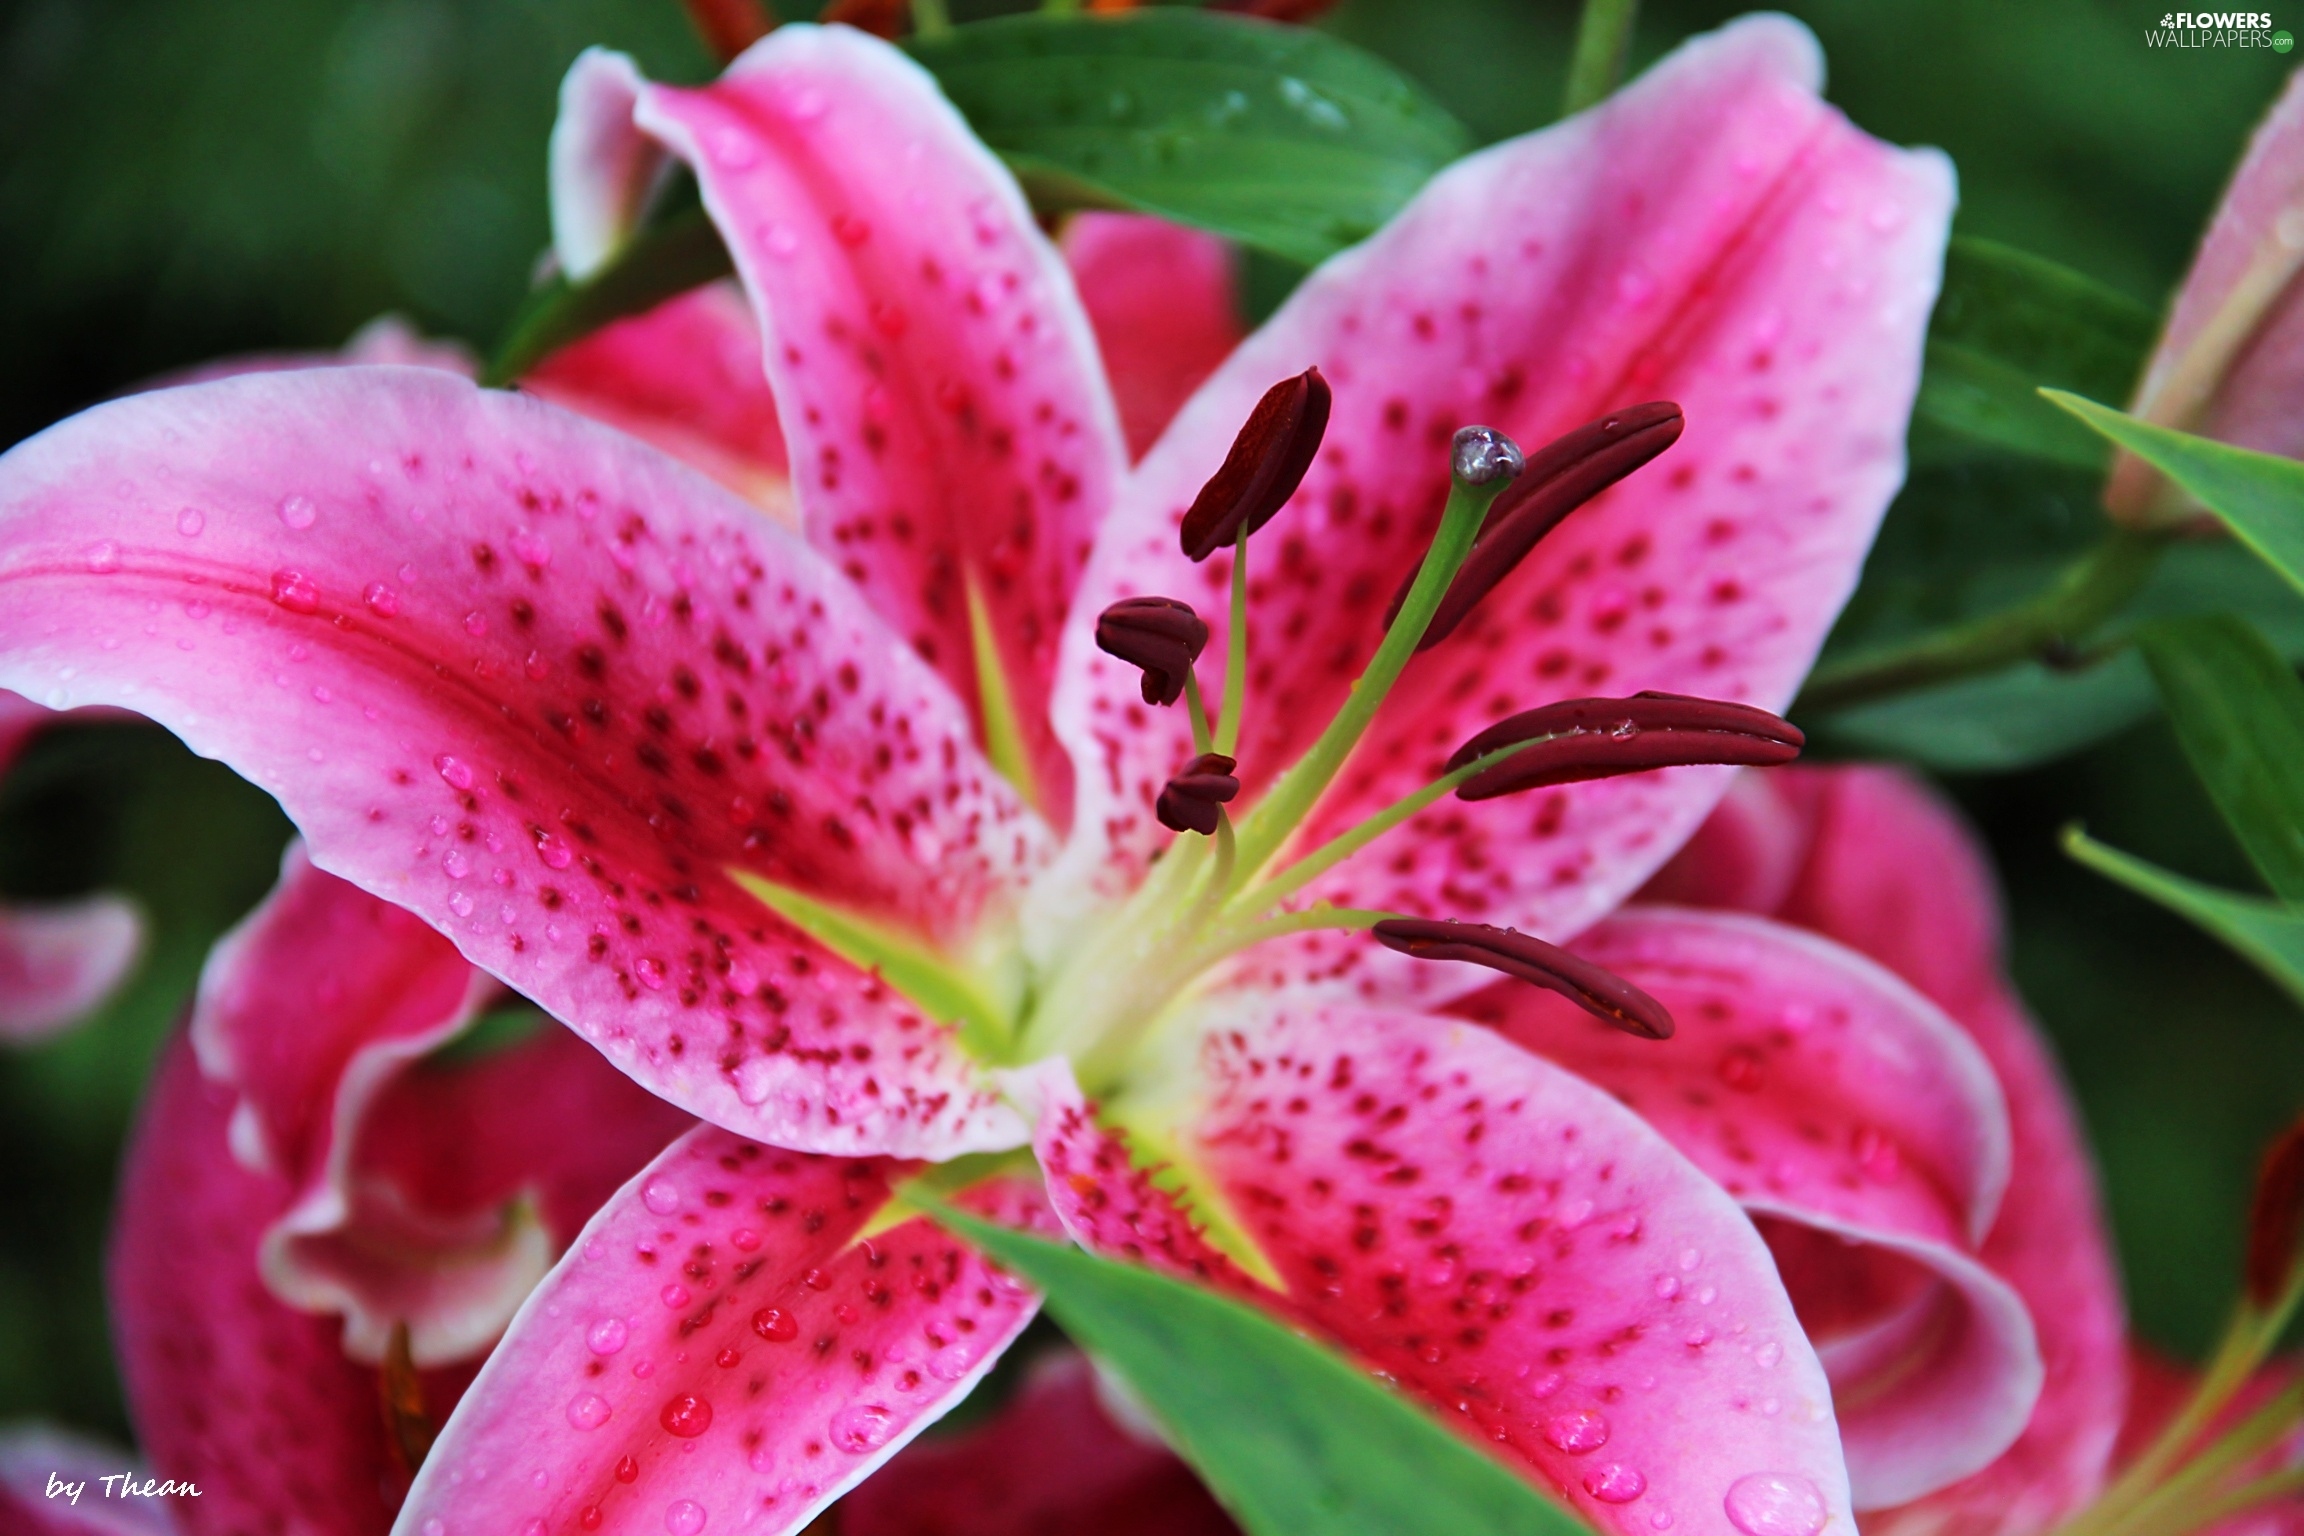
[442,849,470,879]
[278,495,318,530]
[535,830,574,869]
[567,1392,612,1430]
[1543,1410,1610,1455]
[85,541,123,574]
[176,508,206,537]
[587,1318,628,1355]
[1585,1464,1647,1503]
[424,1522,444,1536]
[447,891,475,918]
[717,1347,742,1368]
[660,1394,714,1438]
[636,956,668,990]
[1755,1341,1783,1368]
[753,1307,799,1342]
[830,1403,895,1453]
[665,1500,707,1536]
[464,610,489,638]
[269,569,319,612]
[511,533,552,567]
[523,1520,549,1536]
[661,1283,692,1308]
[616,1456,639,1484]
[364,582,401,617]
[580,1507,603,1531]
[731,1229,761,1252]
[643,1178,682,1216]
[1723,1473,1827,1536]
[435,755,476,790]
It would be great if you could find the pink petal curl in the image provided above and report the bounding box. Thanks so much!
[400,1131,1050,1536]
[1167,997,1854,1536]
[1648,766,2129,1536]
[0,366,1040,1158]
[566,24,1128,822]
[111,1035,478,1536]
[1460,908,2039,1507]
[0,893,143,1045]
[842,1349,1240,1536]
[1060,213,1245,460]
[1046,15,1952,1002]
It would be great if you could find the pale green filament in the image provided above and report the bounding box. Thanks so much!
[1215,528,1250,757]
[968,573,1043,816]
[1183,671,1215,756]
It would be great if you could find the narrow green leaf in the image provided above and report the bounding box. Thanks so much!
[907,11,1471,267]
[926,1206,1588,1536]
[2136,615,2304,902]
[482,207,734,386]
[1915,240,2155,468]
[2045,392,2304,596]
[2064,826,2304,1010]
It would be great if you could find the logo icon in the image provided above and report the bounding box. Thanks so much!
[2278,27,2296,47]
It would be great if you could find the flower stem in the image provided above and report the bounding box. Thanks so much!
[1184,671,1215,756]
[1229,469,1510,886]
[1796,527,2171,715]
[1215,528,1250,758]
[1562,0,1640,114]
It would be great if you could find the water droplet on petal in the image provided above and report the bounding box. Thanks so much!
[435,755,476,790]
[464,610,488,638]
[731,1228,761,1252]
[523,1520,549,1536]
[636,956,667,990]
[278,495,317,530]
[511,533,551,567]
[1724,1473,1828,1536]
[661,1283,691,1308]
[588,1318,628,1355]
[615,1456,639,1484]
[567,1392,612,1430]
[665,1500,707,1536]
[1585,1464,1647,1503]
[447,891,475,918]
[269,569,319,612]
[1543,1410,1610,1454]
[364,582,400,617]
[830,1403,894,1453]
[535,829,574,869]
[1755,1341,1783,1368]
[643,1178,681,1215]
[424,1521,445,1536]
[176,509,205,537]
[442,849,470,879]
[660,1394,714,1438]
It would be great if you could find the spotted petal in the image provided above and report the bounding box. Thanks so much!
[1457,908,2039,1507]
[400,1130,1049,1536]
[1047,15,1952,996]
[561,25,1127,820]
[1107,996,1856,1536]
[0,367,1041,1156]
[1655,767,2128,1536]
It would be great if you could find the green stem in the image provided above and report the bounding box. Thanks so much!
[1798,528,2171,715]
[1229,470,1510,884]
[1184,671,1215,756]
[2090,1378,2304,1536]
[2163,1463,2304,1536]
[1562,0,1640,115]
[910,0,952,35]
[1215,529,1250,758]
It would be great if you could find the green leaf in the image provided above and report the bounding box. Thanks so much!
[1914,239,2156,468]
[482,206,734,385]
[2046,392,2304,596]
[927,1206,1587,1536]
[2064,826,2304,1010]
[907,11,1472,267]
[1812,541,2304,772]
[2136,614,2304,902]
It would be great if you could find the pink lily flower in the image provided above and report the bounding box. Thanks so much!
[2106,62,2304,522]
[1,14,1965,1535]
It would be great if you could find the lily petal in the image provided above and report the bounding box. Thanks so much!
[843,1349,1240,1536]
[0,367,1039,1156]
[1460,908,2040,1507]
[549,48,664,283]
[1151,996,1855,1536]
[577,25,1127,818]
[0,1426,181,1536]
[1050,15,1951,995]
[0,893,143,1045]
[111,1035,468,1535]
[401,1129,1049,1536]
[1673,768,2128,1536]
[522,283,795,520]
[1061,214,1245,460]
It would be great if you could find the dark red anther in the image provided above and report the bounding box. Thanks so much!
[1155,752,1240,836]
[2247,1113,2304,1306]
[1447,691,1802,802]
[1179,367,1332,561]
[1096,597,1210,707]
[1388,402,1685,646]
[1372,919,1674,1040]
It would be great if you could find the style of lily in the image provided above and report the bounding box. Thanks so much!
[0,15,1970,1536]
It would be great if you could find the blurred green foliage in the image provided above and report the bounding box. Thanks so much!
[4,0,2304,1443]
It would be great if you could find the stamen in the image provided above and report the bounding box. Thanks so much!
[1156,752,1240,836]
[379,1319,436,1473]
[2246,1113,2304,1306]
[1447,691,1802,802]
[1372,917,1674,1039]
[1179,367,1332,561]
[1096,596,1210,707]
[1389,402,1684,647]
